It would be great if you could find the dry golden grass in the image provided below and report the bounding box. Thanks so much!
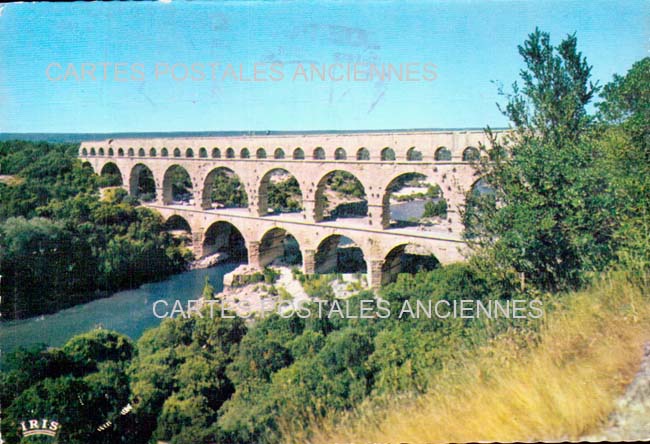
[299,276,650,444]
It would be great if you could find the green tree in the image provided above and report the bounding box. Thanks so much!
[210,170,248,208]
[1,331,136,444]
[466,29,617,292]
[423,198,447,218]
[597,57,650,282]
[267,176,303,213]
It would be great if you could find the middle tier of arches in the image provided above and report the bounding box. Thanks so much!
[94,158,479,232]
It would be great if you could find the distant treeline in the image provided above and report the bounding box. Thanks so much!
[0,128,496,144]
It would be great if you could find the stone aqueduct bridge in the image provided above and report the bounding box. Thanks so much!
[79,130,496,288]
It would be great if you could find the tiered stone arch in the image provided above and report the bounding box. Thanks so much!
[100,162,124,186]
[129,163,157,201]
[379,172,448,229]
[313,147,326,160]
[357,147,370,160]
[380,242,441,285]
[79,146,486,235]
[162,165,194,205]
[78,129,506,286]
[164,214,193,234]
[313,233,369,274]
[201,166,250,210]
[462,146,480,161]
[157,211,201,258]
[406,147,423,161]
[257,227,304,267]
[381,147,396,161]
[203,220,249,262]
[293,148,305,160]
[313,169,368,222]
[435,146,452,161]
[257,167,304,217]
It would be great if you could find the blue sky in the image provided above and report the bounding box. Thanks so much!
[0,0,647,133]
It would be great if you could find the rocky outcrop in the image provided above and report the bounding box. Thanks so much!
[189,252,229,270]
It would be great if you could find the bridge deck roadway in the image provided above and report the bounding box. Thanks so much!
[146,203,467,288]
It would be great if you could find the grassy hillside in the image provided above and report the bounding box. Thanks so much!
[304,274,650,443]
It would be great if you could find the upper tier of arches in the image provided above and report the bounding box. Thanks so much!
[79,133,498,163]
[80,144,481,162]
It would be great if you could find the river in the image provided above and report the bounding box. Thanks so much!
[390,200,427,221]
[0,263,238,354]
[0,199,454,354]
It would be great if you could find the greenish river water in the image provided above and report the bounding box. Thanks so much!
[0,263,237,354]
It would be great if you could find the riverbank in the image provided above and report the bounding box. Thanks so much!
[0,263,238,354]
[189,251,229,270]
[2,250,228,321]
[203,264,369,319]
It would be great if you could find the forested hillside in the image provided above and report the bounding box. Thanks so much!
[0,142,191,319]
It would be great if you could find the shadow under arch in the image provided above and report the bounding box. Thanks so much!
[381,243,441,285]
[315,234,367,274]
[130,163,156,202]
[435,146,452,161]
[164,214,192,233]
[258,227,303,267]
[313,147,325,160]
[203,221,248,262]
[99,162,123,186]
[381,147,396,161]
[162,165,193,205]
[356,147,370,160]
[406,146,423,161]
[463,146,480,161]
[163,214,193,248]
[293,148,305,160]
